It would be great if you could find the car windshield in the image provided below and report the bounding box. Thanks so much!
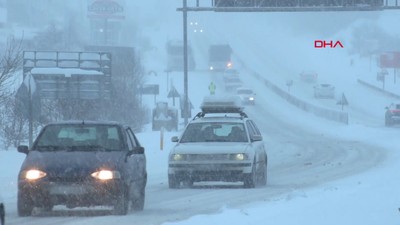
[33,124,123,151]
[180,122,248,143]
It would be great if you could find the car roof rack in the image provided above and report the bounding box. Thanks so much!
[193,96,248,120]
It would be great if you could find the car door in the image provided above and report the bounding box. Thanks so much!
[125,127,146,183]
[246,120,265,168]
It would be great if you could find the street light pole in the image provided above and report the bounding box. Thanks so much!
[183,0,189,126]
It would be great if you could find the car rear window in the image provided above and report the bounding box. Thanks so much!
[34,124,123,151]
[180,122,248,143]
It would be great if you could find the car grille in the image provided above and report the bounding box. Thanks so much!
[47,170,91,182]
[187,154,230,161]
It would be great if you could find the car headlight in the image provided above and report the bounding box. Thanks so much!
[249,97,254,101]
[24,169,47,180]
[91,170,121,180]
[171,154,185,161]
[231,153,248,161]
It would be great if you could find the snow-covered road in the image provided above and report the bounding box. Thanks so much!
[2,68,387,225]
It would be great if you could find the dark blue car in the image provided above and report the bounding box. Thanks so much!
[0,200,4,225]
[17,121,147,216]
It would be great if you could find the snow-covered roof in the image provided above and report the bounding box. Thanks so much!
[31,67,104,78]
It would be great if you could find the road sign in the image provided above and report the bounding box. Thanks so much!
[337,93,349,110]
[168,86,180,98]
[141,84,159,95]
[87,0,126,19]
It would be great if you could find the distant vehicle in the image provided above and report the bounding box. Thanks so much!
[17,121,147,216]
[299,71,318,83]
[224,75,243,92]
[236,87,256,105]
[152,102,178,131]
[209,44,232,71]
[0,197,4,225]
[385,103,400,126]
[314,83,335,98]
[166,40,196,71]
[168,96,267,188]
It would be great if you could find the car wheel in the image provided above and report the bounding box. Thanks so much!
[131,187,145,211]
[0,203,4,225]
[258,158,267,186]
[168,174,180,189]
[113,188,129,215]
[244,161,256,188]
[385,118,392,126]
[18,191,34,217]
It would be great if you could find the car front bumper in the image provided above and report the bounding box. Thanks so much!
[168,161,252,182]
[18,179,124,208]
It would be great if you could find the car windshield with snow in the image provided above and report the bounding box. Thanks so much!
[168,97,267,188]
[16,121,147,216]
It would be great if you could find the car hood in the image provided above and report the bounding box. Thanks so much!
[19,151,126,178]
[171,142,250,154]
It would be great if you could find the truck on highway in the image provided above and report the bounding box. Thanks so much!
[208,44,232,72]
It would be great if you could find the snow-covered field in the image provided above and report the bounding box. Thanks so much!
[1,1,400,225]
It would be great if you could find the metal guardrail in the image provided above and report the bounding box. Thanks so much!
[251,72,349,124]
[357,79,400,100]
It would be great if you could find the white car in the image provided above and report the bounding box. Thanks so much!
[236,87,256,105]
[314,83,335,98]
[168,96,267,188]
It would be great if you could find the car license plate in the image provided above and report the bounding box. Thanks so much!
[50,184,88,195]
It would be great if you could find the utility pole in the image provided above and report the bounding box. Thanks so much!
[183,0,189,126]
[28,74,33,148]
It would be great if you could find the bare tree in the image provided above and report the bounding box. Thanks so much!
[0,36,25,149]
[0,36,23,103]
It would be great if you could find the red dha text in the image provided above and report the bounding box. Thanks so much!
[314,40,344,48]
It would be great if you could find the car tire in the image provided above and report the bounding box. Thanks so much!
[113,188,129,215]
[131,187,145,211]
[258,157,267,186]
[244,161,256,188]
[17,191,34,217]
[168,174,180,189]
[0,203,4,225]
[385,118,392,126]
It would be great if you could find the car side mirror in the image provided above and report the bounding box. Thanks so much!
[132,146,145,154]
[250,134,263,142]
[17,145,29,154]
[171,136,179,142]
